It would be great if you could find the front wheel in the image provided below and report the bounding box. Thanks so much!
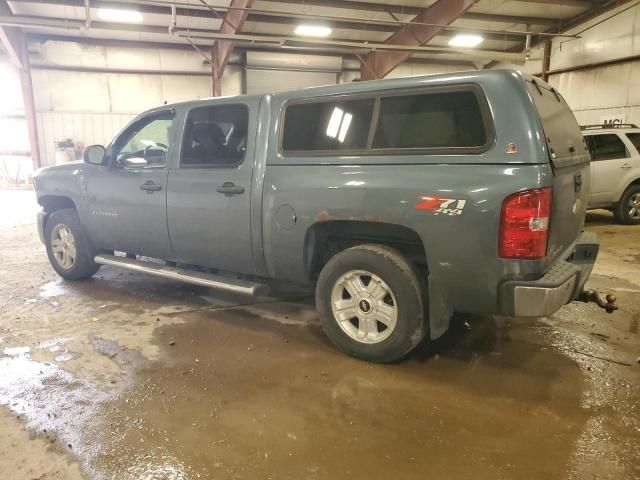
[614,185,640,225]
[44,208,101,280]
[315,244,427,363]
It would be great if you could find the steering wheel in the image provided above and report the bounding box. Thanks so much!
[144,143,168,158]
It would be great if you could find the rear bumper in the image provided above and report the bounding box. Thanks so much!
[499,231,598,317]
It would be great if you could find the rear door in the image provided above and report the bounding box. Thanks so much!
[526,79,591,262]
[166,99,256,275]
[584,133,630,204]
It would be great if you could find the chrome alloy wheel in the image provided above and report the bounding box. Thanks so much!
[330,270,398,344]
[51,224,77,270]
[628,193,640,220]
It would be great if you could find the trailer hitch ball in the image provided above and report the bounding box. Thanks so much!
[579,290,618,313]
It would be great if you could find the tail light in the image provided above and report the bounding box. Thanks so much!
[499,187,552,259]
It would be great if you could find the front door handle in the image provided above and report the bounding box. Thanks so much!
[621,163,632,170]
[216,182,245,195]
[140,181,162,193]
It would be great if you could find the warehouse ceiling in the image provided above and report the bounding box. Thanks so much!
[0,0,631,67]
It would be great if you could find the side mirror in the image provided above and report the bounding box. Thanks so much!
[83,145,106,165]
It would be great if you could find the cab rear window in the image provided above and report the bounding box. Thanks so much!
[281,98,374,152]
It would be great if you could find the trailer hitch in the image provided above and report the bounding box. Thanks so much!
[578,290,618,313]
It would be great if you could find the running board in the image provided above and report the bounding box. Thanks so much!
[94,254,268,296]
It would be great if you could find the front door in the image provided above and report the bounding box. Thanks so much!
[84,111,177,259]
[167,100,256,274]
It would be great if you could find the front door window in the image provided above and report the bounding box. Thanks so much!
[113,113,175,168]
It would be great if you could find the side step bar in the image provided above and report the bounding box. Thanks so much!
[94,254,268,296]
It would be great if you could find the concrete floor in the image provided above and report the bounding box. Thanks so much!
[0,189,638,480]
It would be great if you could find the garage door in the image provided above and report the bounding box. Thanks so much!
[245,51,341,95]
[246,69,337,95]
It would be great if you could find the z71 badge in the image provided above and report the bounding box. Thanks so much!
[415,196,467,216]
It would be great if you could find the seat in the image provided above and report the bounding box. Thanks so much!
[184,122,240,165]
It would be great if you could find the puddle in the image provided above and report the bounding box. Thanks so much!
[0,340,143,479]
[55,351,82,362]
[3,346,31,356]
[39,337,72,352]
[39,281,69,299]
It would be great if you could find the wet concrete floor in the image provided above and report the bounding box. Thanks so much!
[0,190,639,479]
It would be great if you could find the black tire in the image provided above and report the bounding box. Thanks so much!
[614,185,640,225]
[44,208,100,280]
[315,244,427,363]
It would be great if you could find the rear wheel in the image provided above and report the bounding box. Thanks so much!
[614,185,640,225]
[45,209,100,280]
[315,244,427,363]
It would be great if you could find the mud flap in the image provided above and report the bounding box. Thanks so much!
[428,274,453,339]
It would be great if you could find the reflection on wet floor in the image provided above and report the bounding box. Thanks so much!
[2,305,639,480]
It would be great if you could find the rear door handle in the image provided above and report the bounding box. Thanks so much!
[140,181,162,193]
[216,182,245,195]
[621,163,632,170]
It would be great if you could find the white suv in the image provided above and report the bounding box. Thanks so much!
[583,124,640,224]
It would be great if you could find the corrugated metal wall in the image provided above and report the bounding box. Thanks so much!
[549,60,640,126]
[35,112,135,165]
[30,40,243,166]
[545,4,640,127]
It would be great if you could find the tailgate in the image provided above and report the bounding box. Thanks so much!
[526,79,591,265]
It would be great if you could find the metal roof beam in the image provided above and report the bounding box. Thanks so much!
[513,0,603,6]
[529,0,633,50]
[360,0,478,80]
[211,0,253,96]
[0,0,23,68]
[7,0,569,28]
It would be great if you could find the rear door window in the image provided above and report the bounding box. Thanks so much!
[372,90,488,150]
[282,98,374,152]
[585,134,628,161]
[625,132,640,154]
[181,104,249,167]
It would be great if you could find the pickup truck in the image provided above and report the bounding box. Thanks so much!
[34,69,603,363]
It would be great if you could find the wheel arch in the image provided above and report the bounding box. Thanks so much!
[303,220,428,282]
[616,177,640,201]
[38,195,77,229]
[39,195,77,214]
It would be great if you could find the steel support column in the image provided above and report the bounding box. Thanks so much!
[0,0,40,169]
[211,0,253,96]
[542,40,552,82]
[360,0,477,80]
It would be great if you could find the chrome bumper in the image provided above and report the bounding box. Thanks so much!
[513,274,577,317]
[500,231,598,318]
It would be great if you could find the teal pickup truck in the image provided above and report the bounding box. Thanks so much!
[34,69,606,362]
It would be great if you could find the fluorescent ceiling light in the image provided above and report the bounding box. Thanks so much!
[448,34,484,48]
[97,8,143,23]
[294,25,332,38]
[326,107,344,138]
[338,113,353,143]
